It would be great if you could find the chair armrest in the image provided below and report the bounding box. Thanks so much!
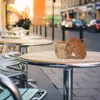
[0,74,22,100]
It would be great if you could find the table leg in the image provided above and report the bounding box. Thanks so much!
[63,68,73,100]
[19,62,28,88]
[23,62,28,87]
[25,46,29,53]
[20,46,29,54]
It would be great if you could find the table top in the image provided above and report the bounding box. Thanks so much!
[21,51,100,68]
[0,38,53,46]
[7,29,29,33]
[6,29,29,36]
[1,35,42,39]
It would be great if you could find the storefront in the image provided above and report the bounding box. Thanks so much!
[60,9,67,21]
[0,0,16,29]
[6,0,33,29]
[68,10,75,19]
[86,3,94,23]
[0,0,6,28]
[96,2,100,20]
[74,5,86,21]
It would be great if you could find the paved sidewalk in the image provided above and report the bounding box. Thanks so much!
[29,42,100,100]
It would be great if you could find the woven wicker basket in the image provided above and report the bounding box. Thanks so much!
[55,41,72,59]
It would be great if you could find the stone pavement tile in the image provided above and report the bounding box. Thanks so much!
[50,68,63,75]
[73,83,81,89]
[90,67,100,72]
[73,96,94,100]
[82,77,100,82]
[53,73,63,82]
[57,89,95,100]
[73,89,100,96]
[73,73,90,82]
[74,73,90,78]
[96,88,100,92]
[40,67,54,74]
[45,73,63,89]
[73,76,86,83]
[58,88,63,94]
[49,68,63,79]
[74,68,94,73]
[46,73,81,89]
[28,65,63,100]
[77,82,100,88]
[41,68,81,89]
[92,96,100,100]
[86,71,100,77]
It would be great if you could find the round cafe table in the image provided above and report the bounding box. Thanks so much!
[21,51,100,100]
[0,38,53,54]
[0,39,53,87]
[6,29,29,36]
[1,35,42,39]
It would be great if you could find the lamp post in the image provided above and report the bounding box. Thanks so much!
[52,0,56,40]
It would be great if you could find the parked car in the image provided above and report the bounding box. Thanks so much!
[61,20,73,30]
[87,19,96,33]
[95,20,100,32]
[73,19,87,30]
[87,19,100,33]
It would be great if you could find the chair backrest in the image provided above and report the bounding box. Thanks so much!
[0,74,22,100]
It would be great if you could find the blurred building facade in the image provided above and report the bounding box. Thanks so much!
[33,0,61,26]
[45,0,61,26]
[33,0,46,25]
[60,0,100,23]
[0,0,62,28]
[0,0,100,28]
[46,0,61,16]
[60,0,68,20]
[0,0,6,28]
[0,0,16,28]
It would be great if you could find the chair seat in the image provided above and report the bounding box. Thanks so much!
[0,88,39,100]
[0,88,47,100]
[0,67,24,77]
[0,73,47,100]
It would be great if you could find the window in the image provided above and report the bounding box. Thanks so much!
[86,0,95,3]
[79,0,86,5]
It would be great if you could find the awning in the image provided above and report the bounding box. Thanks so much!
[68,10,74,13]
[74,8,81,13]
[74,5,87,12]
[60,9,66,13]
[87,3,94,11]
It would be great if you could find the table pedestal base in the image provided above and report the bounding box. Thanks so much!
[20,46,29,54]
[63,68,73,100]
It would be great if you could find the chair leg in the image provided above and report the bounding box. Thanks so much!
[28,78,37,84]
[31,89,47,100]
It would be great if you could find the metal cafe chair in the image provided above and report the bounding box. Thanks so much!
[0,30,28,87]
[0,74,47,100]
[0,43,37,88]
[0,41,38,88]
[0,40,47,99]
[0,44,28,87]
[0,54,28,87]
